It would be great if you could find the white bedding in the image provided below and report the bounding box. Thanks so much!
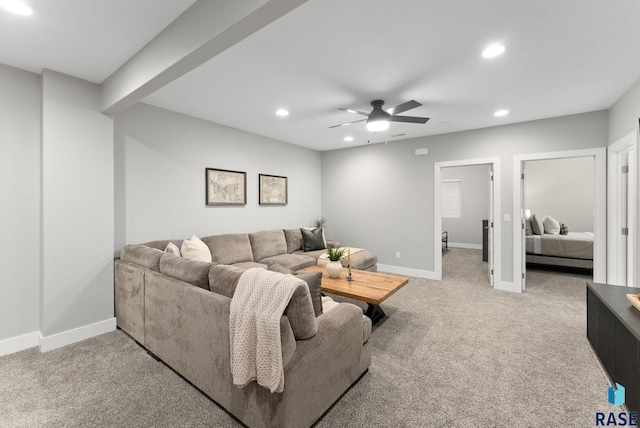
[525,232,593,260]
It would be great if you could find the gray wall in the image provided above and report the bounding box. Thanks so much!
[114,103,322,250]
[441,165,490,247]
[0,64,41,341]
[609,77,640,144]
[321,110,608,283]
[41,70,114,338]
[525,157,594,233]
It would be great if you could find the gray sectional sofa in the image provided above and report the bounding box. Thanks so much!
[114,228,376,427]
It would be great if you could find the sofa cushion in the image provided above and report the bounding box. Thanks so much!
[283,280,318,339]
[210,264,317,339]
[209,265,244,298]
[140,240,171,250]
[260,253,316,271]
[283,228,304,253]
[120,244,164,272]
[159,253,212,290]
[202,234,253,265]
[301,228,325,251]
[249,229,287,262]
[231,261,267,270]
[181,235,212,262]
[267,261,323,317]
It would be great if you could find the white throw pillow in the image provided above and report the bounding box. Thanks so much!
[181,235,212,262]
[164,242,181,256]
[543,215,561,235]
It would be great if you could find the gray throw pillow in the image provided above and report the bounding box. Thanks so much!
[267,261,323,316]
[301,227,325,252]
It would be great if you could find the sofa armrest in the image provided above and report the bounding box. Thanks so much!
[272,303,369,424]
[326,240,340,248]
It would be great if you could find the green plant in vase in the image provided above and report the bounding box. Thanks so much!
[325,246,345,279]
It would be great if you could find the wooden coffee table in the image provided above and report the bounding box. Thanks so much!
[297,266,409,324]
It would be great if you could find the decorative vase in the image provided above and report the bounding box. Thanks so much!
[326,260,343,279]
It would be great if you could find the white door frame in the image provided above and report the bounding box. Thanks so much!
[513,148,607,291]
[434,157,501,288]
[608,130,638,286]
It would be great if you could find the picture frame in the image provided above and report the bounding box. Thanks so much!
[205,168,246,206]
[259,174,288,205]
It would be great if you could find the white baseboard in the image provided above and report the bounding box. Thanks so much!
[0,331,39,357]
[38,318,117,353]
[448,242,482,250]
[494,281,520,293]
[377,264,439,280]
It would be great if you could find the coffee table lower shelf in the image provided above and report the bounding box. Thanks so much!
[297,265,409,324]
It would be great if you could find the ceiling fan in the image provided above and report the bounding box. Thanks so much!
[330,99,429,132]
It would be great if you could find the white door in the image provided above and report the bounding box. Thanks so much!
[617,150,629,285]
[628,146,636,287]
[608,132,637,287]
[488,167,494,286]
[520,161,527,291]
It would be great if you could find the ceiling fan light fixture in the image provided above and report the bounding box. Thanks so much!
[494,109,509,117]
[366,119,390,132]
[275,109,289,117]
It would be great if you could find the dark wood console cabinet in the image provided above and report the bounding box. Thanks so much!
[587,282,640,413]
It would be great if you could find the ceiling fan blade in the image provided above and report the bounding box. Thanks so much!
[329,118,367,128]
[388,100,421,115]
[338,108,371,117]
[389,115,430,124]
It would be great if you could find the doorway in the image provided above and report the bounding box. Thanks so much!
[513,148,607,291]
[434,157,501,287]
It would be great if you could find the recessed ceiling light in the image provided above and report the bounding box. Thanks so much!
[482,44,505,58]
[344,136,354,142]
[494,109,509,117]
[0,0,32,15]
[275,109,289,117]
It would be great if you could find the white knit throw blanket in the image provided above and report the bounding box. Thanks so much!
[229,268,303,393]
[317,247,364,266]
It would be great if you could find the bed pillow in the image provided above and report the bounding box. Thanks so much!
[525,218,533,236]
[530,214,544,235]
[543,216,560,235]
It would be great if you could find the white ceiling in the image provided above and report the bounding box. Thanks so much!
[3,0,640,151]
[0,0,197,82]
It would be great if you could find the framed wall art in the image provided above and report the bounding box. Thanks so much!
[205,168,246,206]
[259,174,288,205]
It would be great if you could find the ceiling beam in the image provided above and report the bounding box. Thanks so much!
[101,0,307,115]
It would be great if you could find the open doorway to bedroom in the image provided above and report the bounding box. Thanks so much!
[523,157,595,288]
[514,148,607,292]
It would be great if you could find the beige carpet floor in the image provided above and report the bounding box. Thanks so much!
[0,248,612,427]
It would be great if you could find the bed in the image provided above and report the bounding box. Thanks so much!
[525,232,594,269]
[525,213,594,270]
